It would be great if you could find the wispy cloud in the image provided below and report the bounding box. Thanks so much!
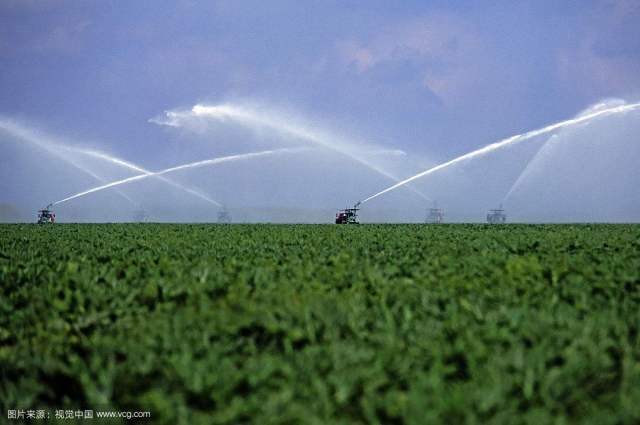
[555,0,640,98]
[336,13,487,105]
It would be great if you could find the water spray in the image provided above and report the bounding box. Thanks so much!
[501,135,558,203]
[502,100,628,204]
[0,120,137,206]
[69,148,222,207]
[0,120,227,209]
[359,102,640,206]
[152,103,432,202]
[50,147,306,207]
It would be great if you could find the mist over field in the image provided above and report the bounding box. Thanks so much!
[1,1,639,222]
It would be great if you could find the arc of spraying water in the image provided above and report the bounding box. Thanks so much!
[502,101,631,204]
[360,102,640,205]
[0,120,137,207]
[0,119,227,208]
[51,147,306,206]
[154,104,432,202]
[67,148,222,207]
[502,134,558,203]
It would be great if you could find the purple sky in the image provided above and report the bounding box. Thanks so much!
[1,1,639,221]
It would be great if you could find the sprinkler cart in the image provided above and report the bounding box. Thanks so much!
[335,202,361,224]
[487,206,506,224]
[37,204,55,224]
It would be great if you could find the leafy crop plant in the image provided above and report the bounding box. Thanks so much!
[1,224,639,424]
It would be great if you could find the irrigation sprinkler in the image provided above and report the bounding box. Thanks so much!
[426,202,444,224]
[217,207,232,224]
[335,201,361,224]
[37,204,55,224]
[487,205,507,224]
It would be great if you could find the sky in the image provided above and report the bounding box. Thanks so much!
[1,0,639,222]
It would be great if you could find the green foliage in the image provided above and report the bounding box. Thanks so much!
[1,224,639,424]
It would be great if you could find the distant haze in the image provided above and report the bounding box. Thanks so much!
[1,1,639,223]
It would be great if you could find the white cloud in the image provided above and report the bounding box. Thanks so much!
[336,13,490,106]
[555,0,640,98]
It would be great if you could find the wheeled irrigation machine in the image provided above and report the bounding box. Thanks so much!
[335,202,361,224]
[133,209,148,222]
[217,208,232,224]
[37,204,55,224]
[486,206,506,224]
[426,202,444,224]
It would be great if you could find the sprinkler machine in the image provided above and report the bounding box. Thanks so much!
[217,207,232,224]
[486,205,506,224]
[335,202,361,224]
[426,202,444,224]
[37,204,55,224]
[133,209,148,222]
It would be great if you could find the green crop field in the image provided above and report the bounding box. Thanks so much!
[1,224,639,424]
